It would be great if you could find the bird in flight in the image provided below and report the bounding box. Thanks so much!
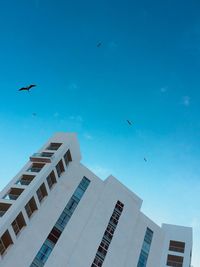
[97,42,102,47]
[144,157,147,162]
[127,120,133,126]
[19,84,36,92]
[32,113,37,116]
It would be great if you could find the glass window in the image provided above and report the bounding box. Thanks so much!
[73,187,84,200]
[137,228,153,267]
[30,177,90,267]
[36,243,52,264]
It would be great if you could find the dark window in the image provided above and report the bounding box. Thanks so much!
[37,183,48,203]
[169,240,185,253]
[12,212,26,236]
[47,227,61,245]
[56,160,65,177]
[167,254,184,267]
[25,197,38,218]
[46,171,57,189]
[91,201,124,267]
[63,149,72,166]
[0,203,12,217]
[0,230,13,256]
[92,255,104,267]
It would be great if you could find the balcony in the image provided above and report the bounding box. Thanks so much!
[30,152,54,163]
[16,174,35,186]
[0,203,12,217]
[27,163,45,173]
[46,142,62,151]
[3,188,24,201]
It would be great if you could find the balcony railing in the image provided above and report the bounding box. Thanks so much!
[3,194,20,200]
[27,167,42,173]
[30,152,54,163]
[16,179,31,186]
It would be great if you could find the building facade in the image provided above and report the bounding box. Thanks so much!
[0,133,192,267]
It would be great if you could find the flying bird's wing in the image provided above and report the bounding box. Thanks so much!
[28,84,36,89]
[144,157,147,162]
[127,120,132,125]
[19,87,28,91]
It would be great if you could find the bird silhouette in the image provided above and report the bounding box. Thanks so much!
[19,84,36,92]
[97,42,102,47]
[144,157,147,162]
[127,120,132,125]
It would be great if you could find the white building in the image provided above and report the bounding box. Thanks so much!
[0,133,192,267]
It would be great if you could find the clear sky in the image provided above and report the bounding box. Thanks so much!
[0,0,200,265]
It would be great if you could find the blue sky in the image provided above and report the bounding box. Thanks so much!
[0,0,200,265]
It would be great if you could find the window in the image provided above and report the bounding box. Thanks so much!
[137,228,153,267]
[35,242,53,264]
[91,201,124,267]
[25,197,38,218]
[30,177,90,267]
[66,198,78,212]
[0,230,13,256]
[56,160,65,177]
[12,212,26,236]
[47,227,61,245]
[63,149,72,166]
[169,240,185,253]
[56,211,70,229]
[3,188,24,200]
[37,183,48,203]
[46,143,62,151]
[73,187,84,200]
[92,255,104,267]
[167,254,184,267]
[46,171,57,189]
[97,238,110,257]
[110,211,120,226]
[0,203,12,217]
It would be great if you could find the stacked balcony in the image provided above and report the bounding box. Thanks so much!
[27,163,45,173]
[46,143,62,151]
[30,152,54,163]
[16,175,35,186]
[3,188,24,201]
